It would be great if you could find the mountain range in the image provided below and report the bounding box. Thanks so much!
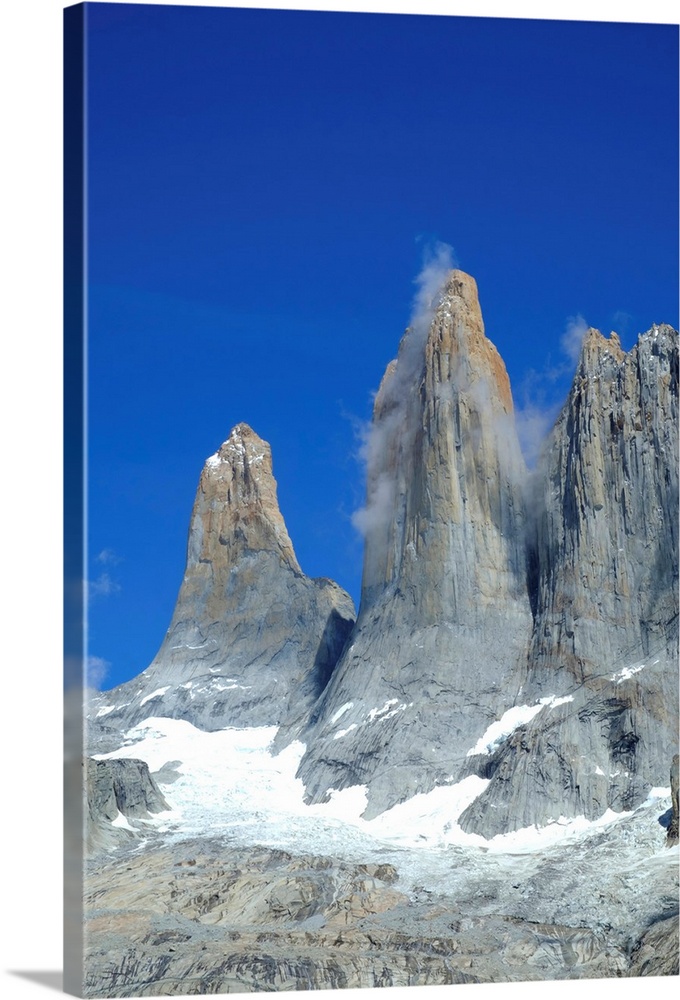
[90,269,678,837]
[83,269,678,993]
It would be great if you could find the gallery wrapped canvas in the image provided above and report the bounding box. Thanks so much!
[64,2,679,997]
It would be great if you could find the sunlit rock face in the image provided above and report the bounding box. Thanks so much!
[89,423,355,736]
[290,271,535,819]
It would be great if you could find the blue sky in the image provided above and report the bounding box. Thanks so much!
[82,1,679,690]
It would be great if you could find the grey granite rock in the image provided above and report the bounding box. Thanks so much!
[287,271,534,817]
[86,757,170,853]
[459,323,678,836]
[668,754,679,846]
[88,424,355,737]
[290,275,678,838]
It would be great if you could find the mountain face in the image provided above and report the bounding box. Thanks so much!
[282,272,534,817]
[88,271,677,844]
[459,322,679,836]
[286,273,678,835]
[89,423,355,738]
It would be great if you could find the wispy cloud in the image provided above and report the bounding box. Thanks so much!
[96,548,122,566]
[87,655,111,690]
[514,313,590,467]
[88,572,121,600]
[351,242,457,538]
[560,313,589,366]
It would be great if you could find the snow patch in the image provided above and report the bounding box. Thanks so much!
[139,686,171,706]
[111,812,136,832]
[330,702,353,725]
[94,718,670,862]
[611,663,645,683]
[467,695,573,757]
[367,699,409,722]
[334,724,358,740]
[96,706,116,718]
[367,777,491,848]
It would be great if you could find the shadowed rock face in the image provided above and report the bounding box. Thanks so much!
[89,424,355,736]
[459,323,678,836]
[668,755,679,846]
[527,324,678,687]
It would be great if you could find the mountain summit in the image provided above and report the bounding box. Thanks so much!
[90,423,355,737]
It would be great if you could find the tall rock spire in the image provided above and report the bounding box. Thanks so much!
[292,270,534,817]
[458,322,679,836]
[90,424,355,735]
[361,271,527,615]
[527,324,678,684]
[186,423,301,579]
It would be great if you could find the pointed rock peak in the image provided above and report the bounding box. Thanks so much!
[207,422,269,477]
[380,268,512,417]
[416,268,483,341]
[577,327,626,375]
[426,269,515,417]
[190,423,301,574]
[439,268,481,311]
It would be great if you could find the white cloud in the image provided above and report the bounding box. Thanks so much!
[560,313,589,365]
[88,572,121,599]
[352,242,457,538]
[87,655,111,689]
[96,548,121,565]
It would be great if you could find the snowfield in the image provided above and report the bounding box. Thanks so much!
[95,717,673,863]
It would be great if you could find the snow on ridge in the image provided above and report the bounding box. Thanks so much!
[334,724,358,740]
[329,699,412,737]
[96,706,116,718]
[367,699,411,722]
[139,686,171,707]
[467,695,574,757]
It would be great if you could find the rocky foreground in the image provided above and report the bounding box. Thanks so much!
[82,754,679,996]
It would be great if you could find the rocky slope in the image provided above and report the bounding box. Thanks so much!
[89,424,355,740]
[82,802,678,996]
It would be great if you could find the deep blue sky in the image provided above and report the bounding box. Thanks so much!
[83,1,679,690]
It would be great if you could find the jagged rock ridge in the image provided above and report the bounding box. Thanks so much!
[287,273,678,837]
[459,321,679,836]
[89,423,355,737]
